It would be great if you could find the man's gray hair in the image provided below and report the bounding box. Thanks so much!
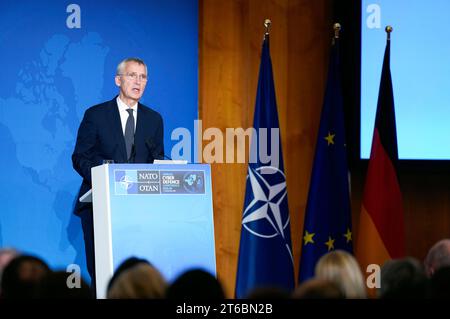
[116,57,147,75]
[424,239,450,276]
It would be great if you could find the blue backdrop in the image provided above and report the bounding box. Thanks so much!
[0,0,198,282]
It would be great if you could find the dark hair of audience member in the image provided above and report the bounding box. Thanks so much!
[424,239,450,277]
[379,257,429,299]
[245,286,290,299]
[0,254,51,299]
[0,248,19,291]
[166,268,225,299]
[34,271,92,299]
[292,278,345,299]
[107,256,150,292]
[429,266,450,298]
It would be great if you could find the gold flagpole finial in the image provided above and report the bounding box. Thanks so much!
[333,23,341,39]
[264,19,271,36]
[385,25,393,41]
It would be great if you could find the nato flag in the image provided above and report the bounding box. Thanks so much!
[235,35,295,298]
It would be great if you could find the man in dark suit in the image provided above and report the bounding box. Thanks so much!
[72,57,164,292]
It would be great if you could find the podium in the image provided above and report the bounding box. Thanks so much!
[90,163,216,298]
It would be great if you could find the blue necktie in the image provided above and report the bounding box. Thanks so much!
[124,108,135,160]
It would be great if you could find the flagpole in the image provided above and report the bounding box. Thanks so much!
[334,22,341,38]
[264,18,271,39]
[386,25,393,41]
[333,22,341,45]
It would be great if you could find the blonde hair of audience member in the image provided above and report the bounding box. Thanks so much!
[315,250,366,299]
[292,278,344,299]
[107,263,167,299]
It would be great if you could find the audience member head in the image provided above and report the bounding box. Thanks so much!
[107,256,150,292]
[107,263,167,299]
[35,271,92,299]
[1,254,51,299]
[315,250,366,299]
[246,286,290,299]
[166,268,225,299]
[429,266,450,298]
[0,248,19,287]
[0,248,19,269]
[292,278,345,299]
[424,239,450,277]
[379,257,428,298]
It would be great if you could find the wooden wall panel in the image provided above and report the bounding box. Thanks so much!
[200,0,332,297]
[200,0,450,299]
[400,170,450,260]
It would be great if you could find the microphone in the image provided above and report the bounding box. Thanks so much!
[145,138,171,161]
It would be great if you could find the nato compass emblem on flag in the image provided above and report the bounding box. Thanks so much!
[242,166,290,240]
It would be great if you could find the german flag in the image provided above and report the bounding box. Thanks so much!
[356,28,405,290]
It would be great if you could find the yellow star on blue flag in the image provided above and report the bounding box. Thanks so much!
[325,236,335,251]
[324,132,335,145]
[303,231,315,245]
[343,229,352,243]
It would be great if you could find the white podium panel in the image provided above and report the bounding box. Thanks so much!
[91,163,216,299]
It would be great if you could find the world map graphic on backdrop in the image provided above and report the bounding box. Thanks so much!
[0,32,109,277]
[0,0,198,284]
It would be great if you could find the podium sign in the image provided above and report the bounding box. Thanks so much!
[91,163,216,298]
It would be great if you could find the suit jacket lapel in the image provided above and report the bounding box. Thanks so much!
[108,98,127,161]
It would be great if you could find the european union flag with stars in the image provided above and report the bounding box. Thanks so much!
[235,33,295,298]
[298,36,353,282]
